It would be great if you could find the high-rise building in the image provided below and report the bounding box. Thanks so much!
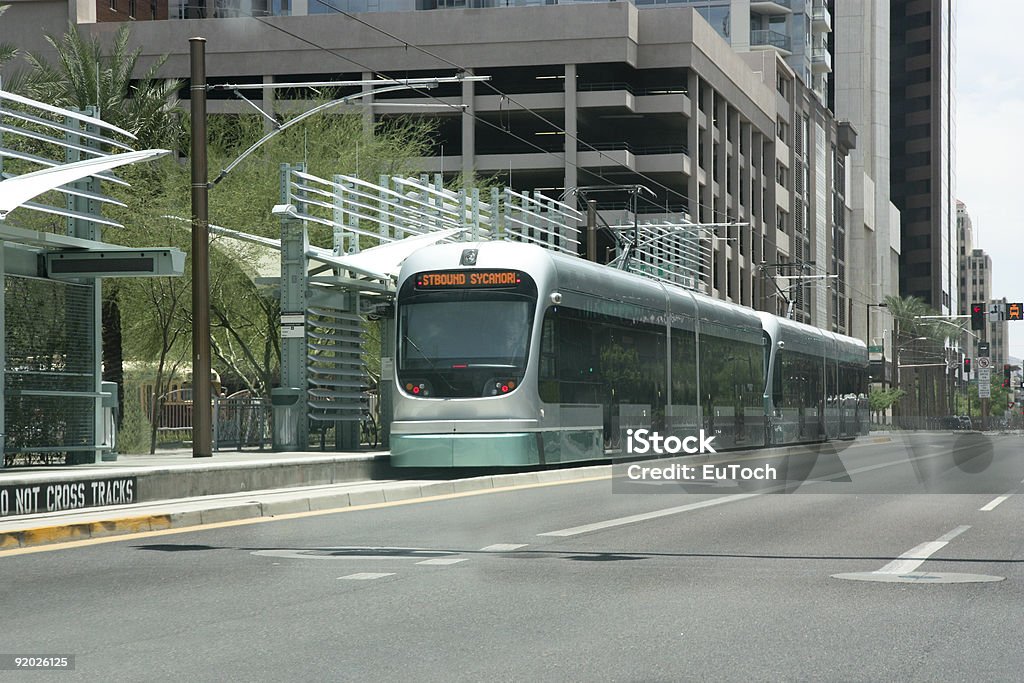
[832,0,900,351]
[634,0,834,106]
[890,0,957,315]
[956,199,975,315]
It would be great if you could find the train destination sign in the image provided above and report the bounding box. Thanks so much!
[0,477,137,517]
[415,270,522,289]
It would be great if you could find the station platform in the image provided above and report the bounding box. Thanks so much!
[0,448,610,552]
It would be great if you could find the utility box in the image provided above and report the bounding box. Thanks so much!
[271,387,304,451]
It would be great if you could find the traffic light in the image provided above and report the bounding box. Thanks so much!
[971,303,985,330]
[1003,364,1011,388]
[964,358,971,374]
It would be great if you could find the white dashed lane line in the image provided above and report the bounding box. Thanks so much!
[480,544,528,552]
[338,573,395,580]
[980,495,1011,512]
[876,525,971,575]
[416,558,468,566]
[537,494,758,537]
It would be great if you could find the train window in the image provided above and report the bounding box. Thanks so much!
[699,330,764,425]
[538,306,665,413]
[775,351,824,414]
[670,327,697,408]
[402,300,531,366]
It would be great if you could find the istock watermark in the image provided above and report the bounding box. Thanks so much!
[625,428,717,455]
[624,462,778,482]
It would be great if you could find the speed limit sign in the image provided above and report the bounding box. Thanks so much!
[977,356,991,369]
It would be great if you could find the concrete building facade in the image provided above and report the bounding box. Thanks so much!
[832,0,899,355]
[1,1,853,331]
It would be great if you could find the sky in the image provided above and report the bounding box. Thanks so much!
[955,1,1024,359]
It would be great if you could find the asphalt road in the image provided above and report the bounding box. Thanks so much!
[3,433,1023,682]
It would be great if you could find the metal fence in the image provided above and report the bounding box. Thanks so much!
[213,396,271,451]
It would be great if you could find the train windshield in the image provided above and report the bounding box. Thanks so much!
[397,270,537,398]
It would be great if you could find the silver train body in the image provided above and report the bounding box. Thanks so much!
[391,241,868,467]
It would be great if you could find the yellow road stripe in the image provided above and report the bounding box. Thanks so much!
[0,474,612,557]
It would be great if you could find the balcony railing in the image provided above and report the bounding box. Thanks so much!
[581,141,690,156]
[577,82,689,96]
[750,29,792,52]
[812,2,832,30]
[811,46,832,72]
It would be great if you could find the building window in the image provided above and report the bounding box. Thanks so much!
[110,0,117,9]
[777,117,789,145]
[778,72,791,98]
[129,0,135,16]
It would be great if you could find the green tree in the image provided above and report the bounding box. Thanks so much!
[111,110,434,412]
[868,387,904,424]
[21,23,183,148]
[15,22,185,430]
[883,295,961,426]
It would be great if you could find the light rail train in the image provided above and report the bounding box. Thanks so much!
[391,241,867,467]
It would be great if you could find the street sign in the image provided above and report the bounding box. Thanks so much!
[978,367,991,381]
[977,356,991,369]
[989,302,1006,321]
[979,384,992,399]
[979,342,990,357]
[1008,302,1023,321]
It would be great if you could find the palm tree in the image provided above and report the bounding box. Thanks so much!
[22,22,183,148]
[883,295,962,427]
[20,23,184,429]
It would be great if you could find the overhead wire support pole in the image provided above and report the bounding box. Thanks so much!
[209,79,478,187]
[190,37,212,458]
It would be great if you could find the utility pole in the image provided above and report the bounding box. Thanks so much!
[190,37,212,457]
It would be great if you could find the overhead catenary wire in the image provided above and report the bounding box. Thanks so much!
[213,8,892,324]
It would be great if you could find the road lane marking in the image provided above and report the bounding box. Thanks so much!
[338,572,394,580]
[0,439,999,557]
[876,525,970,575]
[415,558,467,566]
[0,475,612,557]
[537,493,759,537]
[479,544,527,552]
[980,495,1010,511]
